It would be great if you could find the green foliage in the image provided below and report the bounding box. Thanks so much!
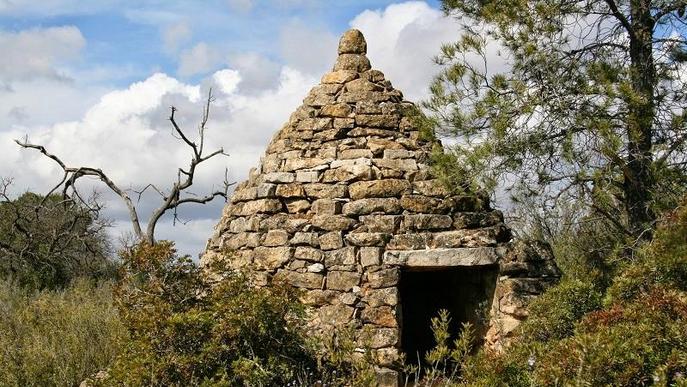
[0,189,115,290]
[426,0,687,239]
[519,279,602,343]
[103,242,371,386]
[0,278,126,387]
[456,199,687,386]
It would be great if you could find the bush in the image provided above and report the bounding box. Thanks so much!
[0,189,115,290]
[0,278,126,386]
[103,242,368,386]
[456,200,687,386]
[518,279,602,343]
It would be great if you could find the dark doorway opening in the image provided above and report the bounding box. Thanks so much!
[399,265,498,366]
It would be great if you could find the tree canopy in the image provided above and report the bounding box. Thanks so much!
[0,180,113,289]
[426,0,687,242]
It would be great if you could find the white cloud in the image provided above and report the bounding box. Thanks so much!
[213,69,241,94]
[228,52,281,94]
[279,20,338,76]
[178,42,223,77]
[0,26,85,83]
[2,66,312,255]
[350,1,507,102]
[162,22,192,54]
[0,1,474,256]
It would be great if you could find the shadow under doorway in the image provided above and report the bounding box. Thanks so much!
[399,265,498,368]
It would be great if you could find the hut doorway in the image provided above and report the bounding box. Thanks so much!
[399,265,498,366]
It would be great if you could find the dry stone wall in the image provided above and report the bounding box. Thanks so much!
[204,29,559,385]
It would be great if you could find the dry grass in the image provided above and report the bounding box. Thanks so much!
[0,278,126,387]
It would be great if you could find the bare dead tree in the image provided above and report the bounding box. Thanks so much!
[16,89,233,246]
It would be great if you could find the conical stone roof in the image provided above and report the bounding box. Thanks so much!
[203,29,558,385]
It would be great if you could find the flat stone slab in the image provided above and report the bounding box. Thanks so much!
[383,247,499,267]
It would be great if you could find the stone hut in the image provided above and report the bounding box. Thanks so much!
[204,29,559,385]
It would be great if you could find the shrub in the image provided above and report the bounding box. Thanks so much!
[0,189,115,290]
[103,242,369,386]
[519,279,602,343]
[0,278,126,386]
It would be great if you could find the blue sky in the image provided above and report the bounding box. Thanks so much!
[0,0,454,256]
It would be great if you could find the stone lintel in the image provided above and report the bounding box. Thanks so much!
[383,247,499,267]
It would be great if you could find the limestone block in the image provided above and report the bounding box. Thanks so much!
[360,247,382,267]
[303,183,348,199]
[275,270,323,289]
[313,128,347,141]
[307,263,325,273]
[349,179,410,200]
[222,232,261,250]
[263,172,295,183]
[327,271,361,291]
[296,117,333,132]
[283,157,331,172]
[237,199,283,215]
[253,246,294,270]
[453,211,504,229]
[294,246,323,262]
[400,194,443,213]
[367,268,400,288]
[290,232,320,247]
[365,287,399,307]
[231,187,257,202]
[262,230,289,247]
[275,183,305,198]
[345,78,382,92]
[355,114,400,128]
[312,199,342,215]
[321,70,358,84]
[324,247,357,266]
[342,198,402,216]
[367,138,406,155]
[319,231,344,250]
[432,226,509,248]
[359,215,401,233]
[362,69,385,82]
[256,183,277,198]
[296,171,320,183]
[362,306,397,327]
[320,103,352,118]
[340,148,373,159]
[338,91,392,104]
[300,290,338,306]
[345,232,390,247]
[364,327,398,348]
[338,29,367,54]
[312,215,357,231]
[333,117,355,129]
[384,149,415,159]
[383,247,499,267]
[334,53,371,72]
[285,199,310,214]
[373,158,418,172]
[319,304,355,326]
[402,214,453,231]
[304,91,337,107]
[322,166,373,183]
[386,233,431,250]
[411,180,451,197]
[349,127,399,138]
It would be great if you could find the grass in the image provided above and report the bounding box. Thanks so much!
[0,278,126,387]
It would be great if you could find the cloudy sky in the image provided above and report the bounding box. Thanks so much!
[0,0,462,256]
